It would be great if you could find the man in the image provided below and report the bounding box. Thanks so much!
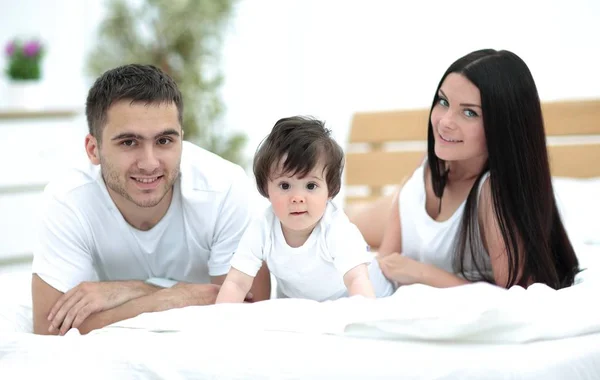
[32,64,270,335]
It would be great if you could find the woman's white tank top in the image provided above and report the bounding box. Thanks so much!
[399,161,492,279]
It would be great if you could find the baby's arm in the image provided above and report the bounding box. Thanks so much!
[343,263,376,298]
[216,268,255,303]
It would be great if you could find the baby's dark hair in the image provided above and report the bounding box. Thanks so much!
[254,116,344,198]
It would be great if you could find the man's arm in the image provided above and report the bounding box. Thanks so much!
[32,274,64,335]
[33,274,160,335]
[36,268,271,336]
[76,281,222,335]
[80,266,272,335]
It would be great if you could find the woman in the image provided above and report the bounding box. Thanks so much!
[350,49,579,290]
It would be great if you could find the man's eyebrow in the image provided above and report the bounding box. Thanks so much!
[110,128,181,141]
[156,129,181,138]
[438,89,481,109]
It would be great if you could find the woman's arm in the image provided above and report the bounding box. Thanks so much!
[376,189,403,256]
[378,179,523,289]
[346,193,395,250]
[346,172,413,254]
[378,254,470,288]
[478,180,526,288]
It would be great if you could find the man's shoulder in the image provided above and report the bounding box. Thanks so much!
[180,141,247,194]
[44,162,102,205]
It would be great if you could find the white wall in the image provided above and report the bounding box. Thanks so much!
[2,0,599,156]
[0,0,104,107]
[0,0,599,258]
[220,0,600,160]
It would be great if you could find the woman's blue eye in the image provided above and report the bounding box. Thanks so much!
[438,98,449,107]
[464,109,478,117]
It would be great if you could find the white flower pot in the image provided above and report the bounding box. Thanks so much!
[1,80,45,110]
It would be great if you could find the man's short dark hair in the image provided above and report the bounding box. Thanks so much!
[85,64,183,142]
[254,116,345,198]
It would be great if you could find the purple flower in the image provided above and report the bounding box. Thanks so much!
[23,40,42,57]
[5,41,15,57]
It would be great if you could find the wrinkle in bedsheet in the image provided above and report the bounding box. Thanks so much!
[102,278,600,344]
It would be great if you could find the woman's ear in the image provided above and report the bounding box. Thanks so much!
[85,134,101,165]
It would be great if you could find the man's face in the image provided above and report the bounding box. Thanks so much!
[86,100,183,210]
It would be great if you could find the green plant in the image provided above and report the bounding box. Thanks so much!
[4,39,44,81]
[87,0,247,165]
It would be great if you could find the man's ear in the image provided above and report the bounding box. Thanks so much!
[85,134,101,165]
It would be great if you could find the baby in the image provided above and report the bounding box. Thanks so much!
[216,116,394,303]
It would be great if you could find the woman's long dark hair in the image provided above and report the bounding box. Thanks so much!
[427,49,579,289]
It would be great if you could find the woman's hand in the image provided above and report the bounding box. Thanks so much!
[378,253,471,288]
[377,253,424,286]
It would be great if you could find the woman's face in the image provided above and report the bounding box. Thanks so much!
[430,73,487,163]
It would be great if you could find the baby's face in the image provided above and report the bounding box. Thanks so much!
[267,160,330,240]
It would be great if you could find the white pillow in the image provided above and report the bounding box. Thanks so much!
[574,243,600,285]
[0,269,33,334]
[552,176,600,245]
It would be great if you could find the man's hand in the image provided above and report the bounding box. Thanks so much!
[74,283,235,335]
[48,281,157,335]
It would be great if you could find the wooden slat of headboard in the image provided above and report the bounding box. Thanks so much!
[542,99,600,136]
[345,195,389,205]
[548,144,600,177]
[349,109,429,143]
[348,99,600,144]
[345,151,424,187]
[345,144,600,189]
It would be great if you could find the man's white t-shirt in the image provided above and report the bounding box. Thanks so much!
[32,141,252,293]
[230,202,391,301]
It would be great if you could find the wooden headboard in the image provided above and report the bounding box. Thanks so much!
[345,99,600,204]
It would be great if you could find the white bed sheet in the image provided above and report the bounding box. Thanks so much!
[1,244,600,379]
[2,327,600,380]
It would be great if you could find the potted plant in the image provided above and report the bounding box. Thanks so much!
[87,0,247,165]
[3,38,45,109]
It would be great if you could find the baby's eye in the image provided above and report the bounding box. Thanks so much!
[306,182,318,190]
[279,182,290,190]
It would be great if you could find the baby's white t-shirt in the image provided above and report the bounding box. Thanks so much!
[230,202,377,301]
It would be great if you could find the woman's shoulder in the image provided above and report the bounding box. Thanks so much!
[399,160,428,203]
[476,172,492,207]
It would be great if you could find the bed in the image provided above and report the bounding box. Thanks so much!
[1,99,600,379]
